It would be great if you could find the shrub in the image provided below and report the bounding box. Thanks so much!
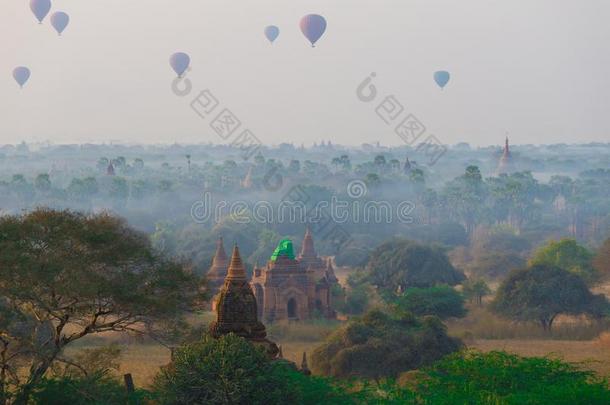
[389,286,467,319]
[414,350,610,405]
[311,309,462,379]
[31,372,150,405]
[153,333,353,405]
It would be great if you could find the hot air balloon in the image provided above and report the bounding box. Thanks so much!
[50,11,69,35]
[170,52,190,77]
[30,0,52,24]
[434,71,450,89]
[13,67,31,89]
[264,25,280,44]
[300,14,327,47]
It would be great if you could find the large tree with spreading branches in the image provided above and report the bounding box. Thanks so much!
[0,209,205,404]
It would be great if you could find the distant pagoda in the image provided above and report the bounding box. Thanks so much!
[241,166,254,189]
[403,157,412,175]
[497,137,515,175]
[207,237,229,304]
[210,245,279,358]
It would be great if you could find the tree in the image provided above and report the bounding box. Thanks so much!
[0,209,203,403]
[96,157,109,172]
[311,309,462,379]
[364,173,380,188]
[468,251,526,280]
[391,286,467,319]
[461,278,491,306]
[331,157,342,172]
[288,160,301,173]
[366,239,465,294]
[373,155,386,169]
[529,239,596,284]
[34,174,51,193]
[593,237,610,280]
[441,166,487,235]
[412,350,610,405]
[154,334,352,405]
[332,270,371,316]
[133,158,144,170]
[109,177,128,205]
[491,264,608,331]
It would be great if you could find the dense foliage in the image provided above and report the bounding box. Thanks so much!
[153,334,354,405]
[389,286,467,319]
[31,372,149,405]
[410,350,610,405]
[530,238,597,283]
[0,209,204,404]
[491,264,609,330]
[311,309,462,379]
[366,239,465,293]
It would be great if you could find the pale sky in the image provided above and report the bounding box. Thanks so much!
[1,0,609,146]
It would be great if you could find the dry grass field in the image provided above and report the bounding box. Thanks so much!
[70,335,610,389]
[470,338,610,378]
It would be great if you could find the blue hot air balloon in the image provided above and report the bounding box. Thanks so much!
[13,67,31,88]
[434,71,450,89]
[300,14,327,47]
[50,11,69,35]
[264,25,280,44]
[30,0,52,24]
[170,52,190,77]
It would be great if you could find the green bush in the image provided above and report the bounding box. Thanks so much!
[311,309,462,379]
[414,350,610,405]
[31,372,149,405]
[153,333,354,405]
[389,286,467,319]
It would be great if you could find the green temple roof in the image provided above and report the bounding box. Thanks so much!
[270,239,295,261]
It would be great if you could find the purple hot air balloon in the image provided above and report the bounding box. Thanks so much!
[30,0,52,24]
[264,25,280,44]
[50,11,70,35]
[13,67,31,89]
[169,52,190,77]
[300,14,327,47]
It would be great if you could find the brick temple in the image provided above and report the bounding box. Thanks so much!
[208,228,339,322]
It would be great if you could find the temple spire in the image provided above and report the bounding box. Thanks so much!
[212,237,227,265]
[208,237,229,280]
[299,226,316,258]
[226,245,247,280]
[301,352,311,375]
[325,258,338,283]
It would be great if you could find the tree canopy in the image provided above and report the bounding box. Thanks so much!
[311,309,462,379]
[389,286,467,319]
[529,238,596,283]
[154,333,354,405]
[0,209,204,403]
[491,264,608,331]
[366,239,465,293]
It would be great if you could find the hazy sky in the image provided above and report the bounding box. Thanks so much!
[1,0,609,146]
